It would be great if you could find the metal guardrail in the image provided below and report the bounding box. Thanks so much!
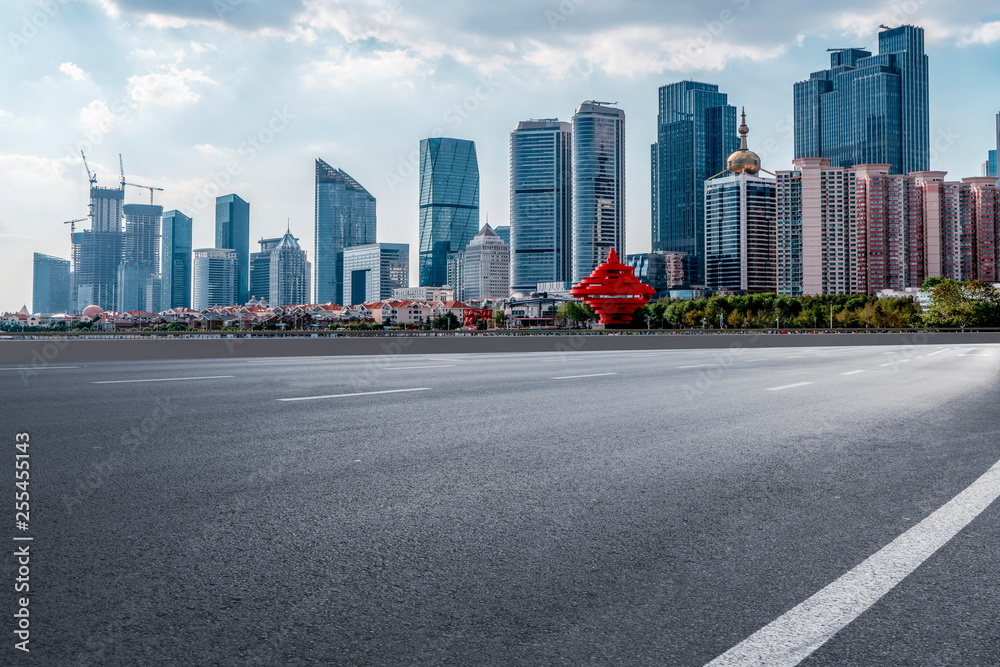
[4,328,1000,340]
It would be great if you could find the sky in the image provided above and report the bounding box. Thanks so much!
[1,0,999,312]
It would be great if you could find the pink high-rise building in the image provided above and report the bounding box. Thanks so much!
[776,159,1000,295]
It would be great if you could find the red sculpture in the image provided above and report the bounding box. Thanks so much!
[569,249,655,327]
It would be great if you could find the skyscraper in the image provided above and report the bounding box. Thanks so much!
[342,243,410,306]
[509,119,573,293]
[215,194,250,306]
[118,203,162,312]
[314,159,376,305]
[572,102,626,284]
[73,184,124,312]
[250,236,283,302]
[32,253,70,314]
[161,210,193,310]
[418,138,480,287]
[793,25,929,175]
[192,248,238,310]
[704,111,776,294]
[269,231,310,308]
[651,81,737,286]
[450,224,510,302]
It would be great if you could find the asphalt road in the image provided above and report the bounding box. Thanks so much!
[3,344,999,665]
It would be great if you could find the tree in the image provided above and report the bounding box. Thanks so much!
[925,279,975,328]
[431,312,461,330]
[922,276,947,291]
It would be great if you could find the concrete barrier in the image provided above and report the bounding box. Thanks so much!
[2,331,999,364]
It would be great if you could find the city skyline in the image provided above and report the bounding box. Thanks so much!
[3,2,1000,310]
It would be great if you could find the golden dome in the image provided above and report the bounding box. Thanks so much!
[726,108,761,176]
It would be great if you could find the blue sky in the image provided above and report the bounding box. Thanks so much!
[2,0,999,311]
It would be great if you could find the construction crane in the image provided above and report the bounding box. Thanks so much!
[826,47,866,52]
[80,150,97,185]
[119,153,126,189]
[124,182,164,204]
[62,218,88,245]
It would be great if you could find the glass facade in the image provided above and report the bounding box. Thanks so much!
[651,82,737,286]
[793,25,929,175]
[73,185,124,312]
[509,120,573,293]
[32,253,70,314]
[249,237,282,302]
[161,210,192,310]
[342,243,410,305]
[418,138,480,287]
[573,102,626,284]
[215,194,250,306]
[192,248,238,310]
[704,174,776,293]
[269,232,310,307]
[314,159,376,305]
[119,203,162,312]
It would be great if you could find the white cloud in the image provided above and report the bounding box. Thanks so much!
[78,100,118,136]
[960,21,1000,45]
[126,67,217,108]
[303,49,428,90]
[59,62,89,83]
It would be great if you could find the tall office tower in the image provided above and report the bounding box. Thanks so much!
[793,25,929,175]
[984,151,998,179]
[74,185,124,312]
[704,112,776,294]
[342,243,409,306]
[314,159,377,304]
[509,119,573,293]
[493,225,511,247]
[118,203,162,312]
[215,194,250,306]
[418,138,480,287]
[161,210,193,310]
[268,231,310,307]
[572,102,626,284]
[32,253,71,314]
[249,237,283,302]
[450,224,510,301]
[651,82,737,286]
[192,248,238,310]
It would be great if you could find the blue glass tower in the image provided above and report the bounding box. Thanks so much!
[32,253,71,314]
[161,210,193,309]
[793,25,929,175]
[510,119,573,293]
[573,102,626,284]
[215,194,250,306]
[651,82,737,287]
[418,138,480,287]
[314,159,376,305]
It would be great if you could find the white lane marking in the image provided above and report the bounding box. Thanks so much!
[707,457,1000,667]
[92,375,234,384]
[765,382,813,391]
[552,373,617,380]
[878,363,893,367]
[0,366,79,371]
[842,370,866,376]
[677,364,713,369]
[278,388,431,402]
[384,365,455,370]
[927,348,951,356]
[539,358,585,363]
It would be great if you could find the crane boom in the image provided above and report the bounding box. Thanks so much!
[124,182,165,205]
[119,154,125,189]
[80,150,97,185]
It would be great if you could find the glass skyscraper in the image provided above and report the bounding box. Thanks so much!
[509,119,573,293]
[314,159,376,305]
[32,253,70,314]
[793,25,929,175]
[73,184,124,312]
[418,138,480,287]
[651,81,737,287]
[215,194,250,306]
[269,231,310,308]
[192,248,238,310]
[161,210,193,310]
[249,236,283,302]
[572,102,625,284]
[119,203,162,312]
[342,243,409,306]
